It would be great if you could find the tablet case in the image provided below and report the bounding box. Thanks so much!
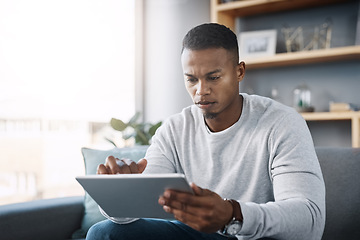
[76,173,192,219]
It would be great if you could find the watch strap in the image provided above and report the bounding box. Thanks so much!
[228,199,243,222]
[227,199,243,222]
[220,199,243,236]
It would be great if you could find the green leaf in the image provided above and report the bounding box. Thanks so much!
[135,135,148,145]
[110,118,127,131]
[134,128,149,145]
[109,113,162,146]
[104,137,117,147]
[149,121,162,136]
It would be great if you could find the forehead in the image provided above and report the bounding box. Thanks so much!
[181,48,233,74]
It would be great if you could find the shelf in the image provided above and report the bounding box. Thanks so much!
[211,0,353,31]
[244,45,360,69]
[211,0,360,147]
[301,111,360,148]
[301,111,360,121]
[211,0,360,69]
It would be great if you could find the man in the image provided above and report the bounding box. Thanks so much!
[87,23,325,240]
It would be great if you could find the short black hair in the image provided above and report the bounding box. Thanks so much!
[182,23,239,64]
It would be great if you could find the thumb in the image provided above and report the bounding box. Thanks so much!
[190,182,208,196]
[137,158,147,173]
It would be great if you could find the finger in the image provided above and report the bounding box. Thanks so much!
[191,183,204,195]
[160,191,201,210]
[164,206,208,232]
[121,158,138,173]
[191,183,212,196]
[163,190,206,207]
[97,164,109,174]
[159,195,188,212]
[105,156,122,174]
[160,195,214,220]
[161,187,232,233]
[163,198,228,233]
[160,198,199,215]
[137,158,147,173]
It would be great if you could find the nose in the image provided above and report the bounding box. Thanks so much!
[195,80,210,96]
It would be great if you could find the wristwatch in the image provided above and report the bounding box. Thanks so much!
[222,199,243,236]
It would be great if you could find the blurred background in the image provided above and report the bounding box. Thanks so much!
[0,0,208,205]
[1,0,359,205]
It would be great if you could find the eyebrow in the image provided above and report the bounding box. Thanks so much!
[184,69,222,77]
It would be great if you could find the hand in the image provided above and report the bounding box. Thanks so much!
[97,156,147,174]
[158,183,233,233]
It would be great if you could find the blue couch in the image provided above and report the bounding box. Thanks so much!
[0,147,359,240]
[0,196,84,240]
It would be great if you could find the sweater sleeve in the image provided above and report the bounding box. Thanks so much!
[99,206,139,225]
[238,111,325,239]
[142,118,182,174]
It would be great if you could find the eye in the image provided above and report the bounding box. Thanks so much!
[208,76,220,81]
[186,78,197,83]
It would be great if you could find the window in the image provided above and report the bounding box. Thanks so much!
[0,0,135,205]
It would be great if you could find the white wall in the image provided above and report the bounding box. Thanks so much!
[0,0,135,122]
[142,0,210,122]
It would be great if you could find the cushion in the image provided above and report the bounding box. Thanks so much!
[71,145,149,239]
[316,147,360,240]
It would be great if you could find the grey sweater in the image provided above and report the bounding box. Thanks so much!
[104,94,325,239]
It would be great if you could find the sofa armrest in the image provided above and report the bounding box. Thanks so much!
[0,196,84,240]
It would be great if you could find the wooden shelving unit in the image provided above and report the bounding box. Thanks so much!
[245,45,360,69]
[211,0,360,69]
[301,112,360,148]
[211,0,353,31]
[211,0,360,147]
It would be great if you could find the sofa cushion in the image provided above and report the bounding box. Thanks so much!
[316,147,360,240]
[71,146,149,239]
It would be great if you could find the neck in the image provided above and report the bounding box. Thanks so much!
[205,95,243,132]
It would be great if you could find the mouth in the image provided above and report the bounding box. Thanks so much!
[195,100,216,109]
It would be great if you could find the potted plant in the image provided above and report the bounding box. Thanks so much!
[107,112,162,146]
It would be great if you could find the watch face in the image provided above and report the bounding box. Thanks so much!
[226,221,242,235]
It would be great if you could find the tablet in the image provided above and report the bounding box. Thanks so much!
[76,173,193,219]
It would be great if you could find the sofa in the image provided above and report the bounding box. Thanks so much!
[0,147,359,240]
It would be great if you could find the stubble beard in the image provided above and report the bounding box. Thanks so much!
[203,111,218,119]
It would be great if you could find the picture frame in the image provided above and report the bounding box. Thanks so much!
[239,29,277,59]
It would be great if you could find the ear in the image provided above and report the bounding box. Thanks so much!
[236,61,246,83]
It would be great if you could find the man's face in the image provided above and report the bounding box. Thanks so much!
[181,48,244,119]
